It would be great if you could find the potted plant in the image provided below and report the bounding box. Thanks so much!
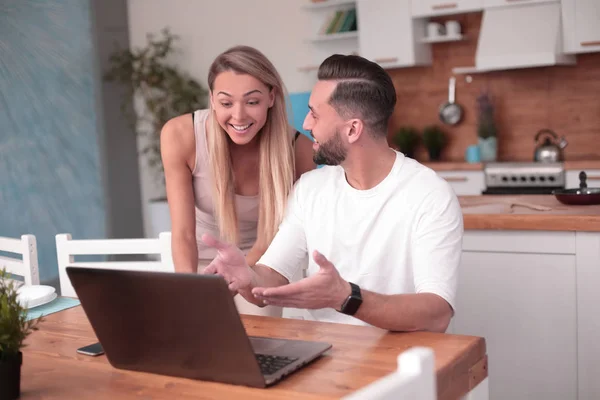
[0,269,43,399]
[422,125,447,161]
[476,89,498,162]
[392,127,420,159]
[104,28,208,237]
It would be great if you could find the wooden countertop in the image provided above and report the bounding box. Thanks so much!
[21,306,487,400]
[422,162,483,171]
[423,160,600,172]
[460,195,600,231]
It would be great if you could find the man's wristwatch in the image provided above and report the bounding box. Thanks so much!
[339,282,362,316]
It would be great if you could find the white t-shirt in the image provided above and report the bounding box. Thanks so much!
[257,150,464,326]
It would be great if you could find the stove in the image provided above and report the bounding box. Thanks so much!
[482,162,565,195]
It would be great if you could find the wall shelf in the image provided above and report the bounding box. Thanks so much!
[420,34,465,44]
[302,0,356,11]
[309,31,358,42]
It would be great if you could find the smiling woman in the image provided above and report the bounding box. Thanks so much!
[160,45,315,315]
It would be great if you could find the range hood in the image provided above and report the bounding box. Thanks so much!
[453,2,576,74]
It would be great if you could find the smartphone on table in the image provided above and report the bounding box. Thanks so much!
[76,342,104,356]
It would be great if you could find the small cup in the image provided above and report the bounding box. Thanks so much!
[465,145,480,163]
[427,22,444,38]
[445,20,461,37]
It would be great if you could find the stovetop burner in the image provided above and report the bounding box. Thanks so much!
[482,162,565,194]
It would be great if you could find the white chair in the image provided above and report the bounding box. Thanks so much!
[343,347,437,400]
[0,234,40,286]
[56,232,173,298]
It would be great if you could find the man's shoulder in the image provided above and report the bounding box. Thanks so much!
[396,157,458,202]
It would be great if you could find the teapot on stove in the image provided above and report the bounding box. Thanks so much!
[533,129,568,162]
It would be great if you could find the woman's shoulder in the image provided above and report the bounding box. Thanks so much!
[160,113,198,160]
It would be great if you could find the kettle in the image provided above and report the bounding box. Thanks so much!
[533,129,568,162]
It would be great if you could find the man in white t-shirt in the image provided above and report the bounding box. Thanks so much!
[200,54,463,332]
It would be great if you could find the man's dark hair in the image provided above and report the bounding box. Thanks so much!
[317,54,396,137]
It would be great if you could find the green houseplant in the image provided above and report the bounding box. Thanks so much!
[476,90,498,162]
[422,125,447,161]
[104,28,208,236]
[392,127,420,159]
[0,269,43,399]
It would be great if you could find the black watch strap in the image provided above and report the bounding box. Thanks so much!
[340,282,362,316]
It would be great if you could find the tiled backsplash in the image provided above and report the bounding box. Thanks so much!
[387,12,600,163]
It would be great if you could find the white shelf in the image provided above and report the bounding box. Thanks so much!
[302,0,356,11]
[452,66,488,74]
[420,34,465,44]
[309,31,358,42]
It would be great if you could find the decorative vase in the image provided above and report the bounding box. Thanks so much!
[0,352,22,400]
[478,136,497,162]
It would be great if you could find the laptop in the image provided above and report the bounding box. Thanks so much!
[66,267,332,388]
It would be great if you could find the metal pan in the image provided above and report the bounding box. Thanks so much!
[439,76,463,125]
[552,171,600,205]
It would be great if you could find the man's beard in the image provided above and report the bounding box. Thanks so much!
[312,130,347,166]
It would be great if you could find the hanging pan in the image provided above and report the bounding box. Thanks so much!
[439,76,463,126]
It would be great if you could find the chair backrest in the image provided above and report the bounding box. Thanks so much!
[342,347,437,400]
[56,232,173,298]
[0,234,40,286]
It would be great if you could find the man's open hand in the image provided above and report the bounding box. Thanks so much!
[251,250,350,310]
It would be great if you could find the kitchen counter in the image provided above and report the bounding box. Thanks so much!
[423,160,600,172]
[422,161,483,171]
[459,195,600,231]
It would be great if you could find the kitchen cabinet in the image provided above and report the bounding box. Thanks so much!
[447,230,600,400]
[484,0,556,8]
[436,170,485,195]
[356,0,431,68]
[566,169,600,189]
[410,0,483,18]
[561,0,600,54]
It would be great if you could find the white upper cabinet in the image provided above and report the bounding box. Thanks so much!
[356,0,431,68]
[484,0,556,8]
[411,0,483,17]
[561,0,600,54]
[575,0,600,46]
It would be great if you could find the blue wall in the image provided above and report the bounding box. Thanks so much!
[0,0,106,285]
[289,91,312,138]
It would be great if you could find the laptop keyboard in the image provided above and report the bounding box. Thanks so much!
[255,354,299,375]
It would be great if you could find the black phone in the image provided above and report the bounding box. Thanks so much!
[76,342,104,356]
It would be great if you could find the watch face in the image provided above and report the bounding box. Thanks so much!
[340,282,362,315]
[345,300,359,315]
[342,295,362,315]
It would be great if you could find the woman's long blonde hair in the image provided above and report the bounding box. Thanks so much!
[206,45,295,249]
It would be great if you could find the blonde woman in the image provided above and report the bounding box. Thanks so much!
[160,46,315,314]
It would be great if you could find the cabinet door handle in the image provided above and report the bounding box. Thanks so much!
[581,41,600,47]
[587,175,600,181]
[432,3,458,10]
[444,176,468,182]
[374,57,398,63]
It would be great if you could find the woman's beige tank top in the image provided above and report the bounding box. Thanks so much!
[191,109,259,261]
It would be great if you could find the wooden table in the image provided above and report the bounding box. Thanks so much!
[21,306,487,399]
